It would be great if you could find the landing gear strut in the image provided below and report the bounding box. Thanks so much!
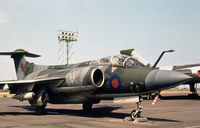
[189,83,199,98]
[131,101,142,120]
[34,90,48,115]
[35,105,47,115]
[129,96,148,122]
[82,102,93,113]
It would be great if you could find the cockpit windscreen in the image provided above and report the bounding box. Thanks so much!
[99,55,145,68]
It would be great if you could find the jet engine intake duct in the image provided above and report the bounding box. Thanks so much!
[65,67,104,88]
[90,68,104,88]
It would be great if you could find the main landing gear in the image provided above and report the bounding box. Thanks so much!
[82,99,100,113]
[35,90,48,115]
[29,90,48,115]
[188,83,199,98]
[82,102,93,112]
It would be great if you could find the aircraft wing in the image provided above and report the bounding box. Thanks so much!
[173,63,200,70]
[0,77,64,85]
[0,77,65,93]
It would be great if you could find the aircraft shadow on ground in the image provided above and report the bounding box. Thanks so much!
[0,105,130,119]
[0,105,182,123]
[147,117,181,122]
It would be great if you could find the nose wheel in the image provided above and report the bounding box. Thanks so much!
[128,96,148,122]
[130,102,142,120]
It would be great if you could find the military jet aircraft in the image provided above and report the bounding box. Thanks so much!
[165,63,200,97]
[121,48,200,97]
[0,49,191,120]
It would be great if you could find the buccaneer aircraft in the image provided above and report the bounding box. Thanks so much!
[0,49,191,121]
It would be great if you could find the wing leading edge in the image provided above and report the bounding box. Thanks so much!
[0,77,65,93]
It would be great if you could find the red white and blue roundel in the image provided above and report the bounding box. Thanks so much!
[108,75,122,92]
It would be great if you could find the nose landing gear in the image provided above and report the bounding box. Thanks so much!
[125,96,148,122]
[130,101,142,120]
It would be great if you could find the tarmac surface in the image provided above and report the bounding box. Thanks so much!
[0,93,200,128]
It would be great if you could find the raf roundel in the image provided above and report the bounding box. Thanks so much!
[108,75,122,92]
[112,79,119,88]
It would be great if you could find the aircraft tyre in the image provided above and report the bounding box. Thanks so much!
[82,102,93,112]
[130,110,141,121]
[130,96,143,121]
[28,99,34,106]
[190,83,197,94]
[35,105,46,115]
[34,89,48,115]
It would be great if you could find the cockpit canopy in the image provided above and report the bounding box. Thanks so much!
[98,55,145,68]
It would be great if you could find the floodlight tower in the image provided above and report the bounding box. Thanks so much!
[57,30,78,65]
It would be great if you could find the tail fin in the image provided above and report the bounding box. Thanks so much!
[0,49,40,80]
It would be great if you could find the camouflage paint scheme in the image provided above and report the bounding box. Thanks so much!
[0,49,191,114]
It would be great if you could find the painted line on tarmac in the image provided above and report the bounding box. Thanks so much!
[185,125,200,128]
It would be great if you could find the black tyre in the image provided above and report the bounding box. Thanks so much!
[130,110,141,121]
[82,103,93,112]
[35,105,46,115]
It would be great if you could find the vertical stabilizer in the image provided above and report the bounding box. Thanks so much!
[0,49,40,80]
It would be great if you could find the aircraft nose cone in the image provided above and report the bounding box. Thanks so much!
[145,70,191,91]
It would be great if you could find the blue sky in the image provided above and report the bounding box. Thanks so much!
[0,0,200,80]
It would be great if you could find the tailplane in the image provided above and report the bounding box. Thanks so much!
[0,49,40,80]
